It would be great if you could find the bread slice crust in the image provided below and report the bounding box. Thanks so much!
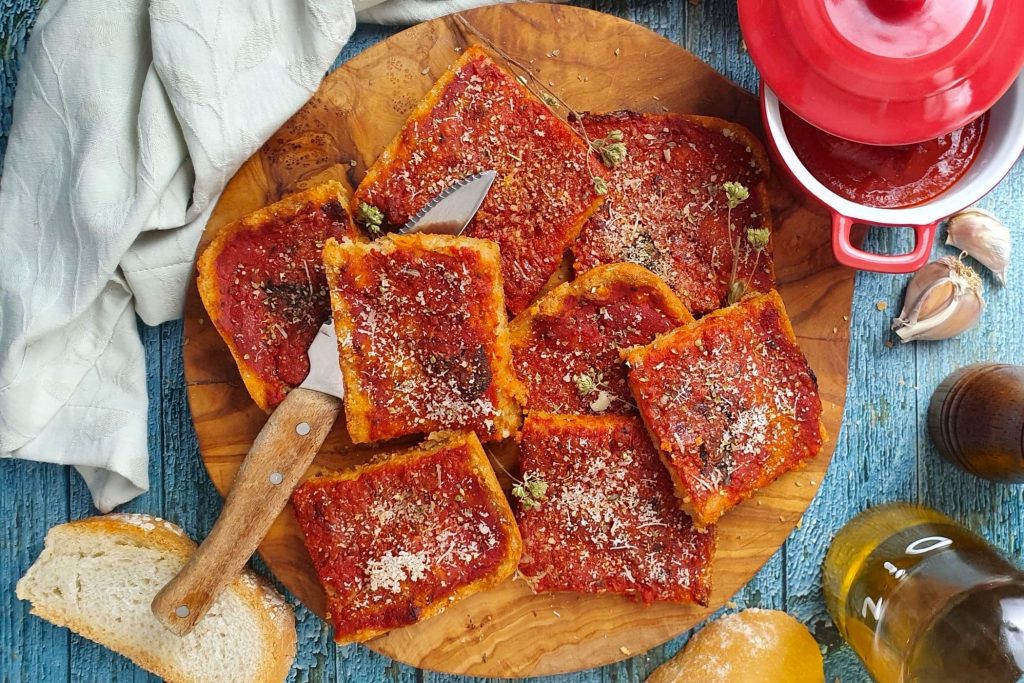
[16,513,296,683]
[323,233,523,444]
[353,45,608,314]
[197,179,358,410]
[290,431,522,644]
[516,413,715,605]
[572,111,775,316]
[509,262,693,415]
[623,291,826,528]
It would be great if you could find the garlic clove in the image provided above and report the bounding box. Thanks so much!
[892,256,985,342]
[945,208,1012,285]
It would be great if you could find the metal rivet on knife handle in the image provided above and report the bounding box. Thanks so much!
[175,605,190,618]
[269,472,284,486]
[295,422,311,436]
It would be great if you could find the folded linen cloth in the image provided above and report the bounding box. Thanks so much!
[0,0,525,512]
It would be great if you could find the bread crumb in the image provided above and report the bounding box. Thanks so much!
[620,646,632,656]
[876,301,888,311]
[725,600,737,609]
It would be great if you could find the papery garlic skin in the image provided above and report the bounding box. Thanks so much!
[946,208,1012,285]
[892,257,985,343]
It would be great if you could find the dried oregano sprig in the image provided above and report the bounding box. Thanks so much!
[721,181,771,305]
[512,472,549,511]
[487,449,549,510]
[724,181,751,304]
[591,129,627,168]
[357,202,384,236]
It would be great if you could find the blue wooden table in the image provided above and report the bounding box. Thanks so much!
[3,1,1024,681]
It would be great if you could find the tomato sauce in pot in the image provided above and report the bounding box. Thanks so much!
[782,107,988,209]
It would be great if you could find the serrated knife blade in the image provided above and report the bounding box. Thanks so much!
[399,170,497,235]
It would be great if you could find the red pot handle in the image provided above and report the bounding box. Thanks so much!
[831,213,938,273]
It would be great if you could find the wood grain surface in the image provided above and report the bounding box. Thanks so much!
[151,387,343,635]
[183,4,851,677]
[5,2,1024,683]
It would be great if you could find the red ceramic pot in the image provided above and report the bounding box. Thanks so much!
[762,81,1024,272]
[739,0,1024,272]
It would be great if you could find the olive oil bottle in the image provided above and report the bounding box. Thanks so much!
[824,504,1024,682]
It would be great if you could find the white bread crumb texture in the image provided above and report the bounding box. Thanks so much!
[15,514,296,683]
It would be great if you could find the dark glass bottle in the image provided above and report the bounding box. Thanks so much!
[929,363,1024,483]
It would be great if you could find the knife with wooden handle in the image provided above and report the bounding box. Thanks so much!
[152,171,497,635]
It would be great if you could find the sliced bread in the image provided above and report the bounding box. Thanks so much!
[16,513,296,683]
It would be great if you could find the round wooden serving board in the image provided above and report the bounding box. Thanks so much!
[183,4,854,677]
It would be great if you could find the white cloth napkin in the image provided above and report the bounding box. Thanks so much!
[0,0,523,512]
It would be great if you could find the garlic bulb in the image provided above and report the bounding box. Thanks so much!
[945,208,1012,285]
[892,257,985,343]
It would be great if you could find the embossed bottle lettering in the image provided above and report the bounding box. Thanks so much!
[824,504,1024,682]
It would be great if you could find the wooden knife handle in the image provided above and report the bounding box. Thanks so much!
[151,388,341,635]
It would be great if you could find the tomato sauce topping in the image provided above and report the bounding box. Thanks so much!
[516,413,715,604]
[291,437,517,640]
[326,236,517,442]
[572,111,775,316]
[213,198,352,407]
[354,47,607,314]
[625,292,823,527]
[511,271,691,416]
[783,107,988,208]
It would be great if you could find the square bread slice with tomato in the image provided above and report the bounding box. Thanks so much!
[290,430,522,644]
[352,45,608,315]
[197,180,359,410]
[515,412,715,605]
[509,262,693,416]
[322,233,523,444]
[571,111,775,316]
[623,290,825,528]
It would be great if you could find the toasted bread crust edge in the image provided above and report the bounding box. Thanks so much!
[623,290,826,528]
[196,179,355,412]
[509,263,694,412]
[323,233,524,444]
[518,413,715,604]
[355,46,498,216]
[295,431,522,644]
[16,514,297,683]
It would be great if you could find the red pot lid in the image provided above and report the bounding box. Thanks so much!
[739,0,1024,145]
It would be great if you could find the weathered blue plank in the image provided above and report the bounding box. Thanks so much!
[0,0,40,165]
[917,166,1024,540]
[6,1,1024,682]
[66,322,166,682]
[0,459,70,683]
